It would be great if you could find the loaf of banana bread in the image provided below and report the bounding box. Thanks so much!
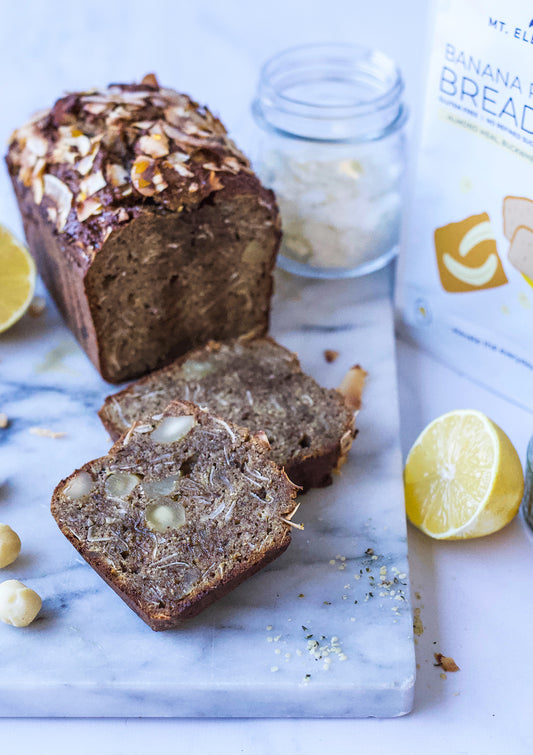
[51,400,298,630]
[99,337,357,492]
[6,75,280,382]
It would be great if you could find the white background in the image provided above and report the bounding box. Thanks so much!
[1,0,533,752]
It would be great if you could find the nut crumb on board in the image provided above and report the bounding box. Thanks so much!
[29,427,66,439]
[413,607,424,636]
[0,414,8,429]
[28,296,46,318]
[338,365,367,412]
[434,653,460,672]
[324,349,339,363]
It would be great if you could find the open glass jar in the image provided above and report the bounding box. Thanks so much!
[252,43,408,278]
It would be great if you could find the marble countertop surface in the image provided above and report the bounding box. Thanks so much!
[0,266,414,719]
[1,0,533,752]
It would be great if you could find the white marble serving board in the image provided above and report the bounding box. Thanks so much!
[0,266,415,718]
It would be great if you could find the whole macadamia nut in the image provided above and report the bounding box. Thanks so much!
[0,524,21,568]
[0,579,42,627]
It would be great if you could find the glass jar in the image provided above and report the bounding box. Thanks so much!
[522,434,533,532]
[252,43,408,278]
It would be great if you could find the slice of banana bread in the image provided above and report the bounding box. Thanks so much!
[51,400,298,631]
[98,337,357,492]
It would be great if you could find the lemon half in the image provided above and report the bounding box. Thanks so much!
[0,224,36,333]
[404,410,524,540]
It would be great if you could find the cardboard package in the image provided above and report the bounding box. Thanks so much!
[397,0,533,411]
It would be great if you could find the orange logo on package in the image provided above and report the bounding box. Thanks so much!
[434,212,508,293]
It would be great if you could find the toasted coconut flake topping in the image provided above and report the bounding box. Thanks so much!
[106,163,129,187]
[141,72,160,88]
[338,365,367,413]
[75,139,102,176]
[77,196,104,222]
[79,170,106,199]
[25,132,49,157]
[138,131,170,158]
[43,174,72,231]
[8,76,252,241]
[130,154,168,196]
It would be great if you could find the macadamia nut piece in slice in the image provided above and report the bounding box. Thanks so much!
[145,500,186,533]
[0,524,21,568]
[0,579,42,627]
[141,474,181,499]
[104,472,140,498]
[63,471,94,500]
[150,415,195,443]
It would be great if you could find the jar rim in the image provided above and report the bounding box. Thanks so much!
[254,43,406,142]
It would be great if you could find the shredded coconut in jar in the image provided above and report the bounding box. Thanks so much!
[252,44,407,274]
[261,145,403,269]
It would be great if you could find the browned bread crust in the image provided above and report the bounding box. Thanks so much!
[51,401,298,630]
[6,76,280,382]
[98,337,357,492]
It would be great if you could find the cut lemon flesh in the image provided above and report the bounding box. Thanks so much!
[0,224,36,333]
[404,410,524,539]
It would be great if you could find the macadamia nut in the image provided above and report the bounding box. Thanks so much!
[0,579,42,627]
[150,415,195,443]
[0,524,21,568]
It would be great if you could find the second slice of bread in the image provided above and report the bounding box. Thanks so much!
[99,337,357,492]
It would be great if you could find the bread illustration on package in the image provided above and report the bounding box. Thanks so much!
[434,212,507,293]
[503,196,533,286]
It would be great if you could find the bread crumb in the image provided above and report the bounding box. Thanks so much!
[413,607,424,636]
[324,349,339,363]
[338,364,367,411]
[434,653,460,672]
[29,427,66,439]
[0,413,8,429]
[28,296,46,318]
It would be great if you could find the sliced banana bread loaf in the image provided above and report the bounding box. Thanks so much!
[6,75,280,382]
[99,337,357,492]
[51,400,298,630]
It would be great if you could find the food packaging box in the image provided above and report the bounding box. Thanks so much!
[396,0,533,412]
